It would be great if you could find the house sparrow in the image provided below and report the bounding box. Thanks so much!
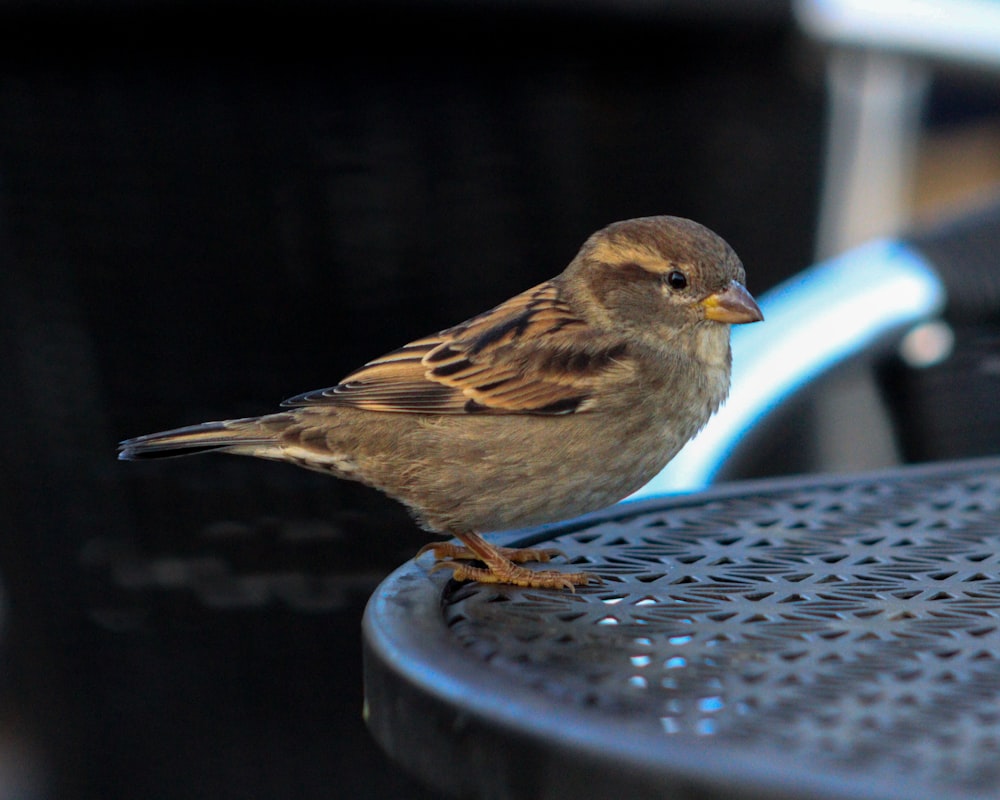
[119,216,762,590]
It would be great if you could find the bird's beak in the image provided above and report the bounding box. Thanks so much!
[701,280,763,324]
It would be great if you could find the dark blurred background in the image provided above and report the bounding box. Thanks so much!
[0,1,998,798]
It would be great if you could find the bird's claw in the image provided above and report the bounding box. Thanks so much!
[419,532,599,591]
[429,559,600,591]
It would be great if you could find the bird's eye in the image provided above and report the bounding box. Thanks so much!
[665,270,688,291]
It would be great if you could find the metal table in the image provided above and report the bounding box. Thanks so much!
[363,457,1000,800]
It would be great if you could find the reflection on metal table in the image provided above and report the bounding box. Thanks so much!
[363,456,1000,800]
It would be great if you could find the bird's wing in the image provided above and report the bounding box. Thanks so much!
[282,281,633,415]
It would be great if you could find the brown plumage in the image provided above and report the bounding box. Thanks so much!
[119,216,762,590]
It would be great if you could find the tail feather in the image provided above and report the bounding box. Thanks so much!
[117,417,277,460]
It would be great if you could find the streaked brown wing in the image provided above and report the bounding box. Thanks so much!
[282,281,632,415]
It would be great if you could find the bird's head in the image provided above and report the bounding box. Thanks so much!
[564,216,763,342]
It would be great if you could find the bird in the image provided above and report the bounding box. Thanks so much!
[119,215,762,590]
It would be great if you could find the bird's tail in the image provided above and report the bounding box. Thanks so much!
[118,416,283,461]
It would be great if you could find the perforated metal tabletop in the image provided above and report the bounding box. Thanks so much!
[363,456,1000,800]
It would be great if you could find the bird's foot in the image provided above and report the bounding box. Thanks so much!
[430,560,597,591]
[419,531,600,591]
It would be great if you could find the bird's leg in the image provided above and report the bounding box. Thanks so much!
[417,540,564,564]
[421,530,597,591]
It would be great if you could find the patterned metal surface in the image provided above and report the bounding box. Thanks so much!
[436,459,1000,797]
